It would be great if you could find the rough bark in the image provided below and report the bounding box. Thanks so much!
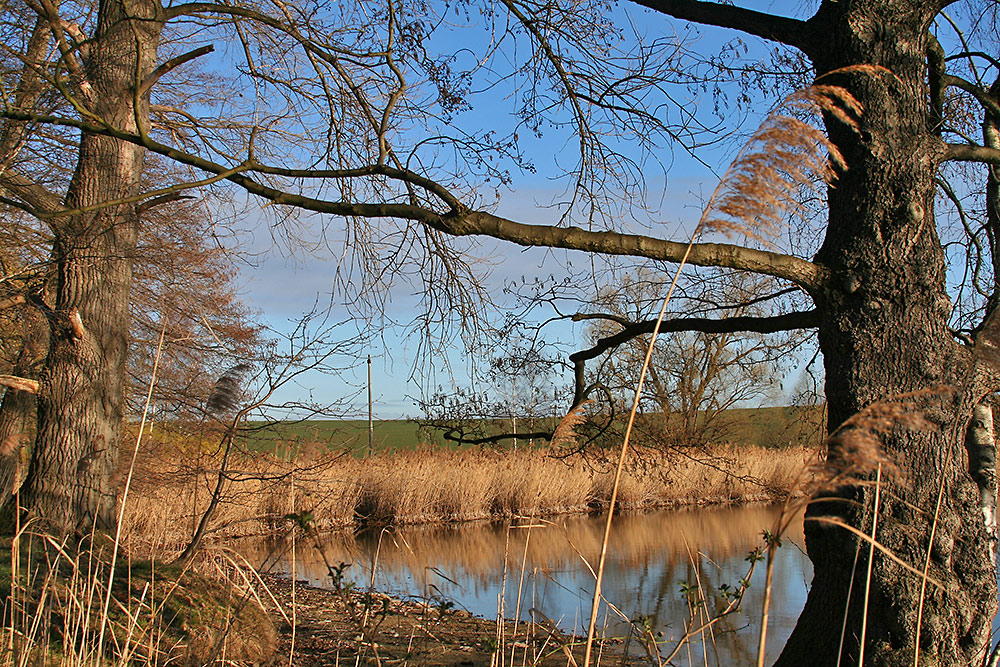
[13,0,164,536]
[774,1,998,664]
[0,310,47,506]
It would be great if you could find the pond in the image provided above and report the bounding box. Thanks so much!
[244,503,813,664]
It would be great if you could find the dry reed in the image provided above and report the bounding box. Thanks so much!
[120,443,815,552]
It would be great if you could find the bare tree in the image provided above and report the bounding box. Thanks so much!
[578,269,807,449]
[1,0,999,664]
[0,168,264,512]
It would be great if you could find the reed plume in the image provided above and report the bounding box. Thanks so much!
[701,85,862,241]
[550,400,592,448]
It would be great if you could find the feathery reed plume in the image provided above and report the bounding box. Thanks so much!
[550,400,592,448]
[207,363,251,415]
[817,388,948,490]
[701,85,861,241]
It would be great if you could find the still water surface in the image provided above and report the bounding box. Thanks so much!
[248,504,812,663]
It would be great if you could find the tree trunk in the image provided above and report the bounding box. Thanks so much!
[775,2,997,664]
[14,0,163,536]
[0,310,47,506]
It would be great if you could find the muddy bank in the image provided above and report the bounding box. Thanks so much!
[262,574,646,666]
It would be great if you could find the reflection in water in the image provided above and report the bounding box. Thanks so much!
[245,504,811,664]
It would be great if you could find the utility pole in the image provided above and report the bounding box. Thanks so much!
[511,375,517,450]
[367,355,374,457]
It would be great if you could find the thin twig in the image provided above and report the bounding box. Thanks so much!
[913,463,948,667]
[756,533,778,667]
[580,239,693,667]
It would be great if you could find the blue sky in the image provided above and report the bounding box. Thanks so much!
[226,1,826,419]
[236,166,763,419]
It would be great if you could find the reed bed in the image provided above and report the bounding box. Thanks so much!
[121,442,816,551]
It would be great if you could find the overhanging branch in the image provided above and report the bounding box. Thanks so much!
[0,108,830,293]
[570,308,819,364]
[567,308,818,406]
[945,144,1000,166]
[446,212,826,292]
[629,0,816,55]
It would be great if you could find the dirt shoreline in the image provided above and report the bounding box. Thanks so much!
[261,574,647,666]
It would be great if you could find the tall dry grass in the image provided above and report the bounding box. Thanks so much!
[121,443,816,551]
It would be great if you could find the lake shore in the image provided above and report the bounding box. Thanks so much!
[261,573,648,666]
[122,442,819,551]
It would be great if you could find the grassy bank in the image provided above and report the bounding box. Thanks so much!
[122,443,817,551]
[0,535,277,667]
[261,572,649,666]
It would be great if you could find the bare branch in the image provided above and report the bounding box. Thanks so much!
[946,51,1000,71]
[448,211,827,292]
[630,0,816,54]
[943,74,1000,122]
[570,309,819,364]
[0,18,51,159]
[247,163,462,212]
[927,34,946,136]
[0,375,39,394]
[0,171,65,216]
[441,429,553,447]
[945,144,1000,165]
[0,108,829,291]
[138,45,215,97]
[35,0,94,105]
[135,193,195,216]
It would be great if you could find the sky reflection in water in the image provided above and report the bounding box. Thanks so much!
[254,504,813,664]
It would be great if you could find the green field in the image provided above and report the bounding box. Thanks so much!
[242,419,446,457]
[241,405,825,458]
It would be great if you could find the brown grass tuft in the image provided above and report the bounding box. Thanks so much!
[550,400,592,448]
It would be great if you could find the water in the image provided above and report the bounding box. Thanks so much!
[243,503,812,663]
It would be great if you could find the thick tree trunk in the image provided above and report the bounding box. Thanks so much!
[775,2,998,665]
[14,0,163,536]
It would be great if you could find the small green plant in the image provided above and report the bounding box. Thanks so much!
[431,595,455,618]
[285,510,315,532]
[325,560,355,594]
[761,528,782,550]
[679,581,703,608]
